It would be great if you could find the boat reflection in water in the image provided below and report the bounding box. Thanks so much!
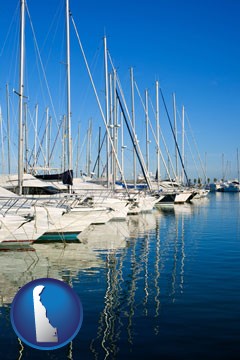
[0,219,131,306]
[0,206,197,359]
[0,219,132,359]
[0,244,99,307]
[88,209,189,359]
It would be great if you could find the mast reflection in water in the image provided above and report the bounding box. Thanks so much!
[1,193,240,360]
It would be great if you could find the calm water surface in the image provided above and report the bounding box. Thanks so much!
[0,193,240,359]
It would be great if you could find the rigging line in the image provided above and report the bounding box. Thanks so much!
[31,110,46,164]
[40,0,64,63]
[80,40,103,112]
[78,132,87,167]
[49,116,64,162]
[30,110,48,164]
[70,13,129,194]
[185,111,207,182]
[160,88,189,185]
[148,94,177,179]
[135,82,175,181]
[72,124,89,175]
[0,108,5,174]
[7,96,18,167]
[32,44,49,110]
[27,107,48,168]
[0,106,9,138]
[176,108,200,179]
[72,129,78,152]
[116,90,151,190]
[92,131,107,174]
[24,106,35,166]
[35,123,47,165]
[91,132,99,154]
[184,126,200,180]
[73,131,88,175]
[108,52,152,190]
[25,2,60,132]
[0,3,19,57]
[4,8,19,86]
[0,93,11,169]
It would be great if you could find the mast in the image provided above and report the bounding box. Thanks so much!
[145,89,149,172]
[109,72,113,179]
[66,0,72,188]
[172,93,178,179]
[160,88,189,185]
[130,67,137,188]
[6,84,11,174]
[181,105,185,184]
[62,115,66,173]
[18,0,25,195]
[117,93,153,190]
[45,107,49,173]
[0,107,4,174]
[72,21,129,192]
[156,81,160,186]
[76,123,80,177]
[24,102,28,173]
[97,126,101,178]
[204,152,207,184]
[48,116,52,171]
[222,153,224,181]
[134,80,174,182]
[103,35,110,187]
[34,104,38,172]
[237,148,239,183]
[86,119,92,177]
[112,69,117,189]
[120,112,125,176]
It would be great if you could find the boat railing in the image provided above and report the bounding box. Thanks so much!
[0,196,34,216]
[0,187,149,216]
[0,195,73,215]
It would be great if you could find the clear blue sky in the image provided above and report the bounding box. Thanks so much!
[0,0,240,181]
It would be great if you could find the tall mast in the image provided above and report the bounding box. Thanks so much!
[0,107,4,174]
[85,125,88,175]
[6,84,11,174]
[24,102,28,173]
[120,112,125,176]
[86,119,92,177]
[34,104,38,172]
[45,107,49,173]
[18,0,25,195]
[62,115,66,172]
[103,35,110,187]
[130,67,137,188]
[204,152,207,183]
[97,126,101,178]
[112,69,117,189]
[66,0,72,187]
[145,89,149,172]
[48,116,52,171]
[76,123,80,177]
[109,72,113,178]
[237,148,239,183]
[222,153,224,181]
[172,93,178,179]
[181,105,185,184]
[156,81,160,186]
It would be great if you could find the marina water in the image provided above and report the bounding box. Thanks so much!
[0,192,239,359]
